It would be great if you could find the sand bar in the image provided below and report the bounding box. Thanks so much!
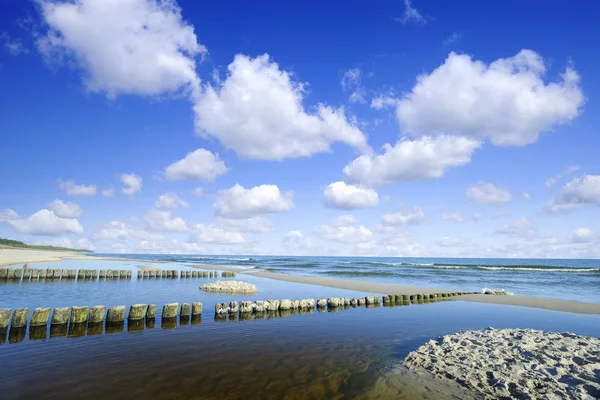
[0,249,167,267]
[248,270,600,315]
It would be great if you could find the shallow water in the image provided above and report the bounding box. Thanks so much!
[1,259,599,399]
[84,254,600,303]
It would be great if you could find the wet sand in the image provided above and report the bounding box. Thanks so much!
[246,270,600,315]
[0,249,167,267]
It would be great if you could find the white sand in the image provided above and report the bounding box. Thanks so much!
[403,328,600,399]
[0,248,167,267]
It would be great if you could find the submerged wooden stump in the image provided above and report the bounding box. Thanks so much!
[146,304,157,319]
[71,306,89,323]
[89,305,106,323]
[106,306,126,322]
[11,308,29,328]
[51,307,71,325]
[129,304,147,320]
[0,308,12,329]
[30,308,51,326]
[162,303,179,319]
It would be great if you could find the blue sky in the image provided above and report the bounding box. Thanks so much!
[0,0,599,257]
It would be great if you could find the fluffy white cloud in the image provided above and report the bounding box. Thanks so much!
[323,181,379,210]
[438,236,473,247]
[190,224,247,245]
[191,188,203,197]
[164,148,228,181]
[48,199,82,218]
[395,0,427,25]
[547,175,600,213]
[155,192,189,209]
[495,217,536,238]
[102,187,114,198]
[121,173,142,196]
[144,209,188,232]
[442,212,464,222]
[571,228,595,244]
[343,135,480,187]
[57,179,97,196]
[8,209,83,235]
[37,0,205,98]
[193,54,370,160]
[370,95,397,110]
[213,184,293,219]
[93,221,163,240]
[31,237,95,250]
[315,215,373,243]
[466,182,511,205]
[282,231,315,254]
[396,50,584,146]
[545,165,580,188]
[214,217,274,233]
[382,207,425,225]
[546,175,600,213]
[0,208,19,221]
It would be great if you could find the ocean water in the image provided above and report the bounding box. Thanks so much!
[1,258,599,400]
[90,254,600,303]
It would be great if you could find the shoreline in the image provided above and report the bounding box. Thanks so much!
[3,249,600,315]
[0,249,168,267]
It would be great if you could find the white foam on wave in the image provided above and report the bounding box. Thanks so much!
[432,265,467,269]
[478,266,599,273]
[482,287,514,295]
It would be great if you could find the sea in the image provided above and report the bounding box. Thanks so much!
[1,254,599,399]
[94,254,600,303]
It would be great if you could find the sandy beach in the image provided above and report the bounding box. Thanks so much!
[0,248,167,267]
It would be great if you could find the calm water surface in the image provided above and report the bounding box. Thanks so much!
[1,259,599,399]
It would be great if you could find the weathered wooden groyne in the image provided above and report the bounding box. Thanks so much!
[0,268,232,282]
[0,300,203,343]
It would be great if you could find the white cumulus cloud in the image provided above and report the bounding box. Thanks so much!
[213,217,274,233]
[213,184,293,219]
[121,173,142,196]
[442,212,464,222]
[37,0,206,98]
[382,207,426,225]
[193,54,370,160]
[547,175,600,213]
[93,220,163,241]
[102,187,114,198]
[495,217,537,238]
[571,228,595,244]
[164,148,228,181]
[144,209,188,232]
[545,165,581,188]
[155,193,189,209]
[57,179,97,196]
[8,209,83,235]
[396,50,584,146]
[315,215,373,243]
[48,199,83,218]
[466,182,511,205]
[190,224,247,245]
[343,135,480,187]
[0,208,19,221]
[282,231,315,254]
[323,181,379,210]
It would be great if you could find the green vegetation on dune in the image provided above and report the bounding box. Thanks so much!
[0,238,90,252]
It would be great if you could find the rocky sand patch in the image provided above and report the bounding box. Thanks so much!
[403,328,600,399]
[200,280,257,293]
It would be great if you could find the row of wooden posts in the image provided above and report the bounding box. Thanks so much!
[0,302,203,332]
[0,268,235,282]
[0,292,477,331]
[0,292,479,344]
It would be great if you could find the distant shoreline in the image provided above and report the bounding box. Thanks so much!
[2,249,599,315]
